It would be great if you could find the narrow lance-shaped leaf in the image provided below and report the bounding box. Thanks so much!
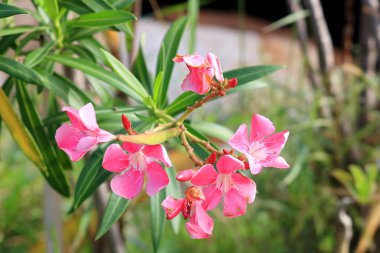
[0,25,49,36]
[15,82,70,196]
[155,17,188,108]
[0,88,45,171]
[101,49,149,100]
[117,127,181,145]
[24,41,55,67]
[70,147,111,212]
[46,55,143,102]
[150,190,166,253]
[165,65,283,116]
[132,46,153,95]
[165,167,181,234]
[66,10,136,27]
[95,193,129,240]
[0,3,29,19]
[0,56,44,85]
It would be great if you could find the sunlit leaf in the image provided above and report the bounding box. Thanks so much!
[150,190,166,253]
[67,10,136,27]
[0,3,29,19]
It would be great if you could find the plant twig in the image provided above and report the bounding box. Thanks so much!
[179,126,204,166]
[185,131,224,156]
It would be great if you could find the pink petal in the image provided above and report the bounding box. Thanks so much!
[264,156,289,169]
[173,54,184,63]
[142,144,172,167]
[76,136,98,152]
[232,173,256,203]
[207,53,224,81]
[122,142,143,154]
[145,162,169,196]
[102,144,130,173]
[176,169,196,182]
[264,130,289,154]
[250,114,276,142]
[161,196,185,220]
[97,129,115,142]
[110,169,144,199]
[245,153,263,175]
[216,155,245,174]
[182,68,213,95]
[191,164,218,186]
[223,188,247,218]
[202,185,222,211]
[62,107,86,131]
[186,203,214,239]
[183,53,206,67]
[228,124,250,153]
[78,103,99,131]
[55,124,87,162]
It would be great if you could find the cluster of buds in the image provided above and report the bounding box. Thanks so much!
[55,52,289,239]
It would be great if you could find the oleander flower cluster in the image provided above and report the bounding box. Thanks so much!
[55,52,289,240]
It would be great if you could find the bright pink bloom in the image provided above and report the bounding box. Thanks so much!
[55,103,114,162]
[176,169,196,182]
[162,186,214,239]
[229,114,289,175]
[174,52,224,94]
[191,155,256,218]
[102,142,172,199]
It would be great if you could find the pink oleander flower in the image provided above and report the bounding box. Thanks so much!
[162,186,214,239]
[102,142,172,199]
[229,114,289,175]
[174,52,224,94]
[55,103,114,162]
[190,155,256,218]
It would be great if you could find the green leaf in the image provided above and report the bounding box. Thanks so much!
[0,3,29,19]
[67,10,136,27]
[190,121,234,142]
[165,167,181,234]
[59,0,92,14]
[0,34,21,54]
[132,46,153,95]
[36,71,93,108]
[155,17,188,108]
[0,56,44,85]
[71,147,111,212]
[107,0,134,9]
[263,10,309,33]
[24,42,55,67]
[165,65,283,116]
[0,25,49,36]
[15,81,70,197]
[187,0,198,52]
[153,71,163,104]
[118,127,181,145]
[184,123,214,159]
[46,54,143,102]
[101,49,149,99]
[0,88,45,172]
[150,190,166,253]
[95,193,129,240]
[35,0,59,21]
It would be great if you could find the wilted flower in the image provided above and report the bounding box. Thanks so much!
[162,186,214,239]
[174,52,224,94]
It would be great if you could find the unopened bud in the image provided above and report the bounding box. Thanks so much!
[121,114,136,135]
[185,186,205,201]
[244,162,250,169]
[227,78,238,89]
[176,169,195,182]
[205,152,217,164]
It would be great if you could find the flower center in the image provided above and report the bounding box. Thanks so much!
[216,174,233,193]
[129,151,149,171]
[249,142,267,161]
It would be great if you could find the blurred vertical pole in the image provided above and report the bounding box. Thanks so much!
[188,0,199,53]
[342,0,355,63]
[286,0,318,89]
[238,0,246,66]
[358,0,379,128]
[43,183,63,253]
[304,0,334,76]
